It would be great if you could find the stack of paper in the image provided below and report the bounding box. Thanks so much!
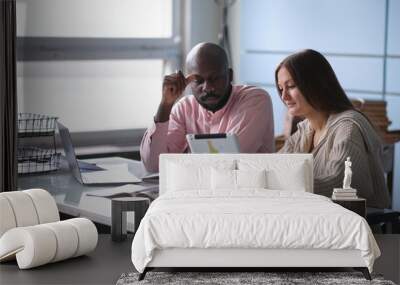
[86,184,158,200]
[332,188,358,200]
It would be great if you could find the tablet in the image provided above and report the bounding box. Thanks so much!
[186,133,240,153]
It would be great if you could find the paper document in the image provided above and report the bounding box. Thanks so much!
[82,163,141,184]
[77,160,104,171]
[86,184,158,198]
[141,172,159,181]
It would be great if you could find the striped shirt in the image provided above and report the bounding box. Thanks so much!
[279,110,390,209]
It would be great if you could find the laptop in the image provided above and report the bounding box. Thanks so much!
[186,133,240,153]
[58,122,141,185]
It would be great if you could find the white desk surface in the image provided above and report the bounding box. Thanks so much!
[17,157,158,227]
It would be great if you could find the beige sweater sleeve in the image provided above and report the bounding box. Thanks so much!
[278,111,389,208]
[313,125,374,198]
[279,119,375,199]
[278,127,305,153]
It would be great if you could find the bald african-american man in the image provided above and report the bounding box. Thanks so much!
[140,42,275,172]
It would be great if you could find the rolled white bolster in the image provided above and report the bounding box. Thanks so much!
[24,189,60,224]
[42,221,79,262]
[0,196,17,237]
[0,226,57,269]
[65,218,98,257]
[0,218,98,269]
[0,192,39,227]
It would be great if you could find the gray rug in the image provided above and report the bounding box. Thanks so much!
[116,271,396,285]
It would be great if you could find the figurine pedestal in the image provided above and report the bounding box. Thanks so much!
[332,187,358,200]
[333,187,357,192]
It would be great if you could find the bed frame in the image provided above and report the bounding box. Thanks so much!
[139,248,370,280]
[138,154,372,280]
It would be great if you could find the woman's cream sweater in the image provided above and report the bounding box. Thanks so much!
[279,110,390,209]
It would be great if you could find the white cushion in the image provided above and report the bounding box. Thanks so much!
[167,162,211,191]
[236,169,267,189]
[238,159,307,191]
[65,218,98,257]
[211,168,236,190]
[0,192,39,227]
[211,169,267,191]
[42,221,79,262]
[159,154,313,194]
[166,160,235,192]
[24,189,60,224]
[266,162,306,191]
[0,196,16,237]
[0,218,97,269]
[0,189,98,269]
[0,225,58,269]
[0,189,59,238]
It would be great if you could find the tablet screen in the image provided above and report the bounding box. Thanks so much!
[186,133,240,153]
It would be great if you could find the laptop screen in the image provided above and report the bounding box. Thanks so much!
[57,122,83,183]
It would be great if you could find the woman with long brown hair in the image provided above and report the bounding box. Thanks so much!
[276,49,389,208]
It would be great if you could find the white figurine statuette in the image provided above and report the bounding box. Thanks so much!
[343,156,352,189]
[332,157,357,200]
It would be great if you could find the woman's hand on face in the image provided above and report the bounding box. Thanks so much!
[161,70,187,106]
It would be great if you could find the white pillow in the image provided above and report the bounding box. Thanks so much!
[211,168,236,190]
[238,159,307,191]
[266,162,306,191]
[167,162,210,191]
[236,169,267,189]
[166,160,235,192]
[211,168,267,190]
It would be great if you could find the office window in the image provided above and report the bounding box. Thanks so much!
[17,60,166,131]
[240,0,400,210]
[17,0,180,132]
[241,0,399,134]
[16,0,172,38]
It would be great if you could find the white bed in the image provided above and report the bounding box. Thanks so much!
[131,154,380,280]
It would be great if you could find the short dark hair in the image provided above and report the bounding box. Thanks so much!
[275,49,354,114]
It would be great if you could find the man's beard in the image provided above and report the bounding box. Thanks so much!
[198,86,232,113]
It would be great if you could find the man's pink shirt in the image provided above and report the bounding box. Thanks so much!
[140,85,275,172]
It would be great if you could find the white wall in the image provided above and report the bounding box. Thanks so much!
[228,0,241,83]
[182,0,220,59]
[184,0,242,83]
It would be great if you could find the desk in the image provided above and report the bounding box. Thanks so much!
[17,157,158,228]
[0,234,133,285]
